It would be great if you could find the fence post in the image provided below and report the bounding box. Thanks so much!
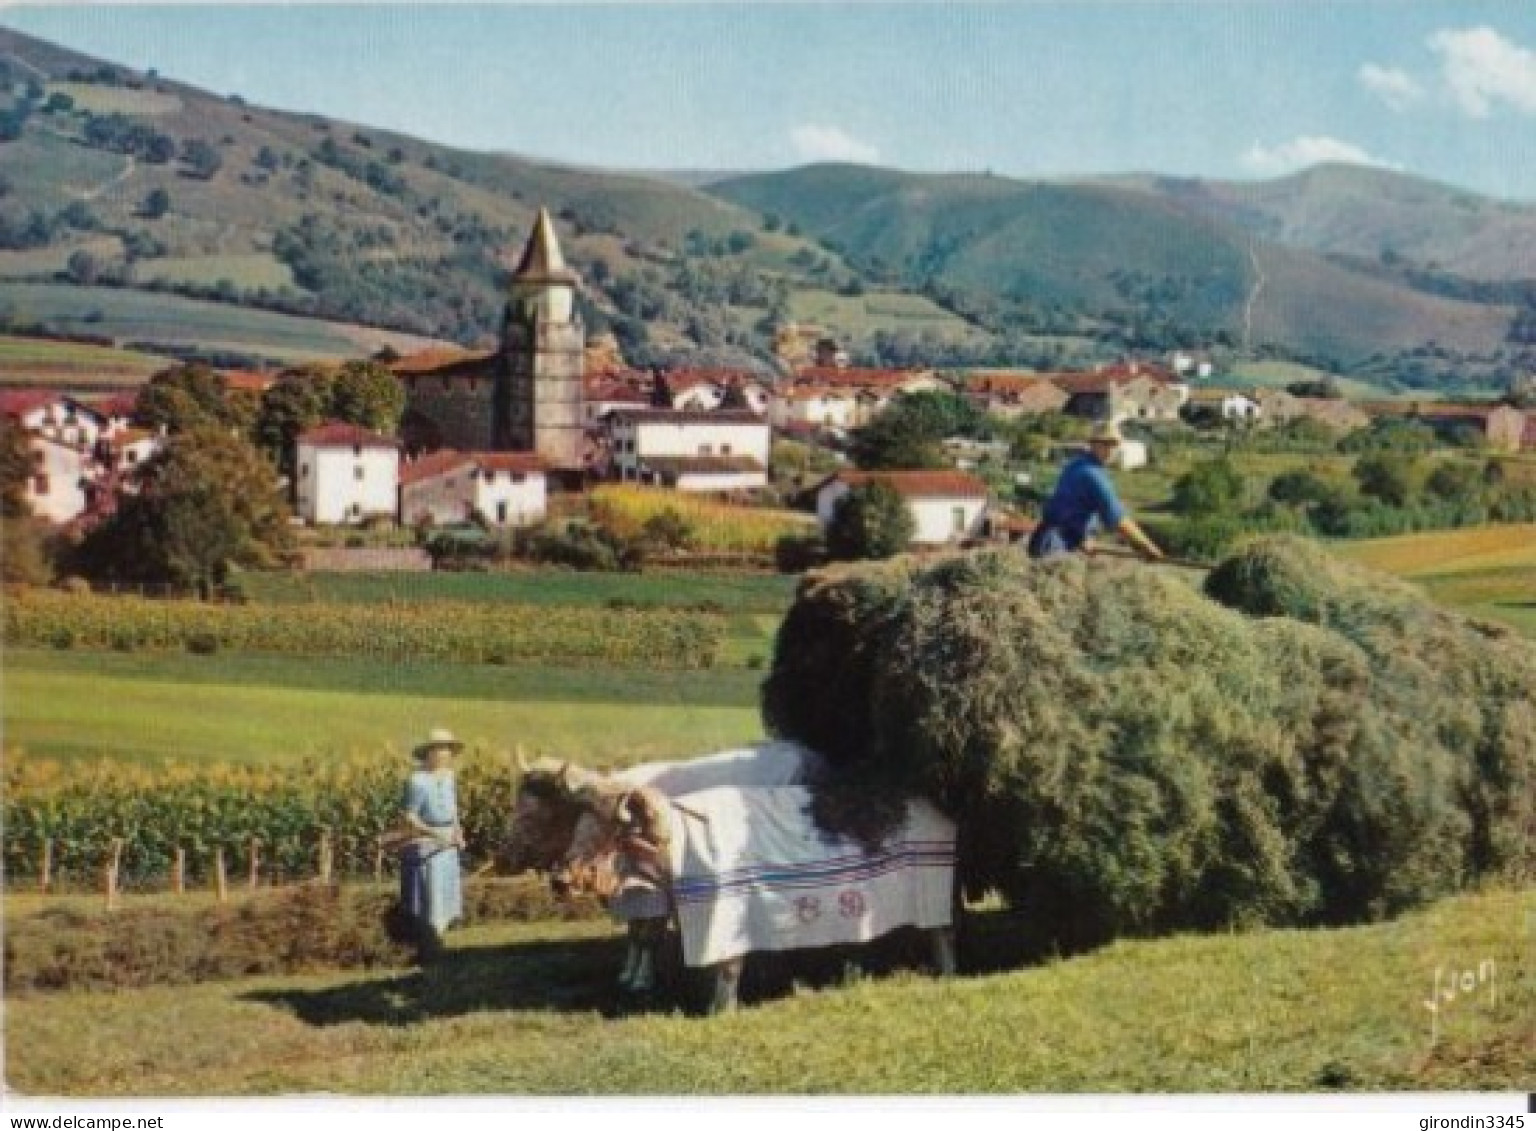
[247,838,261,892]
[172,846,185,895]
[374,842,385,885]
[104,837,124,910]
[214,847,228,903]
[318,829,333,885]
[39,838,52,894]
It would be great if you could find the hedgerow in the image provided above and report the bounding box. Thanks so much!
[3,589,722,668]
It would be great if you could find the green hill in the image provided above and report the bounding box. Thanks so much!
[3,25,1531,385]
[709,164,1526,380]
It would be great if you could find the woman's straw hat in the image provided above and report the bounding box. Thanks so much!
[413,727,464,760]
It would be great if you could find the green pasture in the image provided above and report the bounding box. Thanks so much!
[133,253,298,292]
[2,649,766,769]
[243,569,798,612]
[0,333,171,382]
[4,886,1527,1094]
[1415,568,1536,637]
[0,283,388,361]
[46,82,184,116]
[787,287,988,341]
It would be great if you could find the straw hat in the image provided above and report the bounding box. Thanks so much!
[412,727,464,760]
[1087,420,1124,446]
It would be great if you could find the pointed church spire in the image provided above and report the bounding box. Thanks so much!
[513,207,578,285]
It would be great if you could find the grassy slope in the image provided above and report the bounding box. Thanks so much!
[1333,525,1536,636]
[0,332,173,384]
[4,887,1528,1094]
[0,283,449,361]
[2,648,766,767]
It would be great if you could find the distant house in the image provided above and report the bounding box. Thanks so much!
[399,450,547,528]
[769,386,860,431]
[21,433,92,524]
[666,370,772,415]
[583,375,651,424]
[1290,397,1370,434]
[1358,401,1527,452]
[963,373,1069,418]
[295,422,400,525]
[814,469,989,546]
[607,409,771,492]
[1051,364,1188,422]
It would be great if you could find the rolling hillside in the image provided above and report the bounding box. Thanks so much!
[3,25,1533,386]
[709,164,1528,379]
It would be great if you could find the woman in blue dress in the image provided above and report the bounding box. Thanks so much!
[399,727,466,962]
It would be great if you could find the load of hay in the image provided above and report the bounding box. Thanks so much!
[762,538,1534,950]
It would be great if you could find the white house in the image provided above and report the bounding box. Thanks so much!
[22,433,92,524]
[607,409,771,492]
[1219,393,1262,423]
[769,386,860,430]
[295,422,400,525]
[399,450,547,528]
[814,469,990,546]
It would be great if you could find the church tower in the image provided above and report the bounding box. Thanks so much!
[497,207,585,470]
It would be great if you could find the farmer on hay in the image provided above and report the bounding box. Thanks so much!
[398,726,466,962]
[1027,420,1164,562]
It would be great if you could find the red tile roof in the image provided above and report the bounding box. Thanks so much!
[220,369,275,393]
[965,373,1055,396]
[0,389,62,418]
[610,409,764,426]
[298,422,399,448]
[399,449,547,486]
[793,367,936,389]
[390,348,498,378]
[822,469,989,499]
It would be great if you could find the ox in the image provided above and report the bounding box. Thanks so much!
[557,779,958,1013]
[503,741,823,993]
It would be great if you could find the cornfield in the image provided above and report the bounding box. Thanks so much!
[589,485,815,554]
[2,749,523,890]
[3,589,723,668]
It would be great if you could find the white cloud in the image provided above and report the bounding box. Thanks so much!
[789,124,879,164]
[1241,136,1387,176]
[1358,63,1424,111]
[1428,26,1536,117]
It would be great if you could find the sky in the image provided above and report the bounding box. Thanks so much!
[4,1,1536,201]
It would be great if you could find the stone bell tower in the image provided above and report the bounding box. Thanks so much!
[496,207,585,470]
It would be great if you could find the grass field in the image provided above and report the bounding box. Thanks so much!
[242,569,799,611]
[0,333,173,385]
[1,648,765,768]
[3,886,1527,1094]
[1334,525,1536,636]
[0,283,450,362]
[134,253,298,292]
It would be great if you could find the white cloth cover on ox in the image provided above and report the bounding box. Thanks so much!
[612,740,823,798]
[664,785,955,969]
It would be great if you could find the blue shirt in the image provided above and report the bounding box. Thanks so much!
[1041,453,1127,549]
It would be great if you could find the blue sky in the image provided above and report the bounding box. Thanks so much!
[6,2,1536,200]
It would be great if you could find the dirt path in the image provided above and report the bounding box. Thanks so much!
[1242,241,1267,352]
[79,153,138,202]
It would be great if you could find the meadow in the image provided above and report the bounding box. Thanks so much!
[3,885,1528,1094]
[0,332,172,386]
[3,547,1531,1097]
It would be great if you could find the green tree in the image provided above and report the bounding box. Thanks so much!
[76,426,293,592]
[0,417,53,585]
[1353,452,1423,508]
[140,187,170,220]
[850,392,981,471]
[328,360,406,435]
[253,369,331,480]
[133,364,235,434]
[1172,457,1245,517]
[825,480,915,560]
[1424,460,1483,503]
[1266,469,1334,508]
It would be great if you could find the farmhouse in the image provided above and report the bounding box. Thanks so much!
[19,432,92,524]
[963,373,1070,418]
[606,409,770,492]
[814,469,990,546]
[295,422,400,525]
[1052,364,1188,422]
[769,385,860,431]
[399,450,547,528]
[666,370,771,415]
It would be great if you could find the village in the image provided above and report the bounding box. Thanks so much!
[7,206,1535,578]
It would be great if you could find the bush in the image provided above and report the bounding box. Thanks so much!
[774,531,826,573]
